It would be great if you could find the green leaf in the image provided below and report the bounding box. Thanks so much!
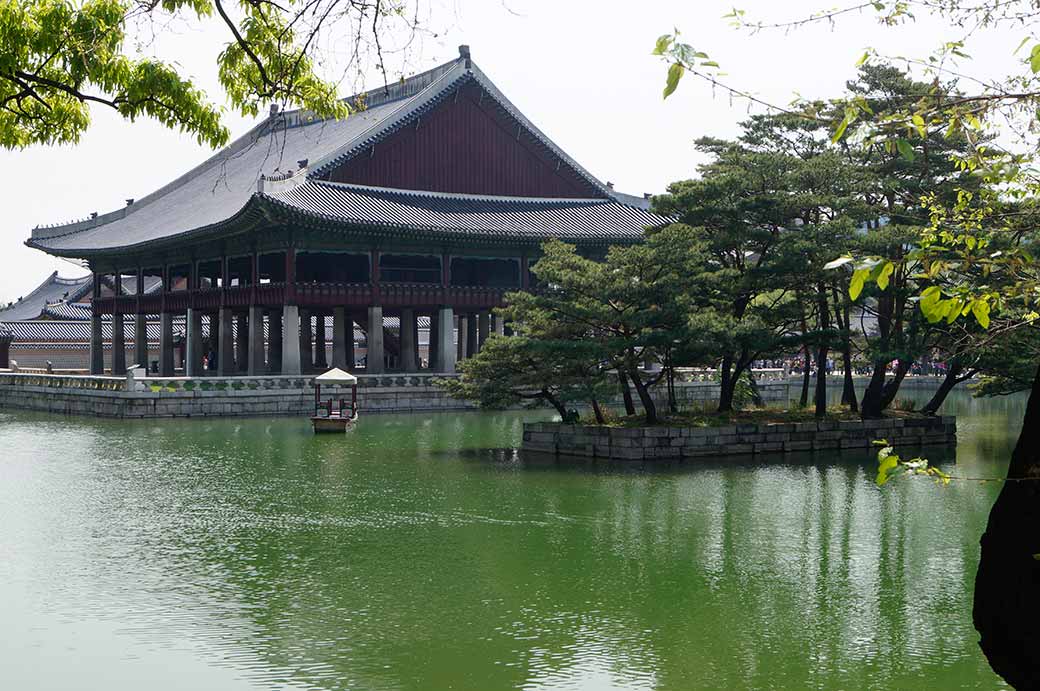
[824,256,854,270]
[855,51,870,66]
[945,298,964,324]
[877,452,900,486]
[849,268,868,301]
[876,261,894,290]
[663,62,684,99]
[831,115,852,143]
[1031,44,1040,73]
[1014,36,1031,55]
[971,298,991,328]
[896,139,915,162]
[653,34,672,56]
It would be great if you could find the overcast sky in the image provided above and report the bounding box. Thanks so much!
[0,0,1020,304]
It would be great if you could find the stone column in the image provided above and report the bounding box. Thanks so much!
[457,314,469,362]
[466,313,478,358]
[299,309,312,373]
[268,308,283,373]
[281,305,302,375]
[314,313,328,369]
[333,307,348,369]
[428,312,439,371]
[218,307,235,376]
[345,313,356,371]
[435,306,456,374]
[159,312,174,376]
[89,313,104,375]
[207,314,219,372]
[477,312,490,352]
[185,308,203,377]
[400,308,417,372]
[248,306,265,375]
[236,313,248,372]
[494,313,505,337]
[111,312,126,375]
[134,314,149,369]
[367,305,384,373]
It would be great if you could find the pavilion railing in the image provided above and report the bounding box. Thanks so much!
[90,282,515,313]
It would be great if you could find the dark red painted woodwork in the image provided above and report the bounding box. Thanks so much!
[93,282,508,314]
[326,84,603,198]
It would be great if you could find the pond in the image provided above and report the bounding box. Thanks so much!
[0,387,1019,690]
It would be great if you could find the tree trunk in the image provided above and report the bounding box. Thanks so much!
[835,296,858,412]
[543,391,568,420]
[974,363,1040,689]
[618,371,636,416]
[666,365,678,414]
[747,369,764,407]
[590,398,605,424]
[921,362,965,415]
[815,283,830,418]
[800,346,812,408]
[879,359,912,410]
[628,366,658,425]
[718,355,735,413]
[860,362,889,419]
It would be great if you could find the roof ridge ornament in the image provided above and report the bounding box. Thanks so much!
[459,44,471,68]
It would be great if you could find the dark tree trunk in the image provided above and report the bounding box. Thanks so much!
[628,365,658,425]
[747,369,764,407]
[718,355,735,413]
[860,362,890,419]
[974,364,1040,689]
[921,362,965,415]
[800,346,812,408]
[879,359,912,410]
[666,365,678,414]
[543,391,568,420]
[815,283,830,418]
[834,294,858,412]
[618,371,636,416]
[590,398,606,424]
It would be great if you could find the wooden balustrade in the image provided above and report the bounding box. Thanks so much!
[89,282,512,313]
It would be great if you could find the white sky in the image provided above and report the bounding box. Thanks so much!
[0,0,1023,304]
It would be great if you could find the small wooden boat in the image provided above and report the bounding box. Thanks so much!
[311,368,359,433]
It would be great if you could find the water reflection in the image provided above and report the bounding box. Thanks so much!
[0,388,1019,690]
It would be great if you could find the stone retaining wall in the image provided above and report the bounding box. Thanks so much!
[522,416,957,461]
[0,372,474,418]
[0,372,788,419]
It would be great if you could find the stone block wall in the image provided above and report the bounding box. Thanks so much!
[521,416,956,461]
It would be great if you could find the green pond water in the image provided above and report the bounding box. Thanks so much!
[0,388,1022,690]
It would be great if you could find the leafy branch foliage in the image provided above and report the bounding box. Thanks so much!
[0,0,424,148]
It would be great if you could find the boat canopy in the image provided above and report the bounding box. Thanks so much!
[314,368,358,385]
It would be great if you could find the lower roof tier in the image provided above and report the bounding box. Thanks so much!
[29,179,667,258]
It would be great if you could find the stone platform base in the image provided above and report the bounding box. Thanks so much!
[522,416,957,461]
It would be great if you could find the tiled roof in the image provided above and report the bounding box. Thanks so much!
[0,272,92,320]
[27,51,661,256]
[262,180,663,242]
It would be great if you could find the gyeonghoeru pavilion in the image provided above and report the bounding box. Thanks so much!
[25,46,665,379]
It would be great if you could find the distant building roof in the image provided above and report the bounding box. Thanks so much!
[0,272,92,321]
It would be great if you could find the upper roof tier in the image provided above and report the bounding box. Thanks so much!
[28,48,665,258]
